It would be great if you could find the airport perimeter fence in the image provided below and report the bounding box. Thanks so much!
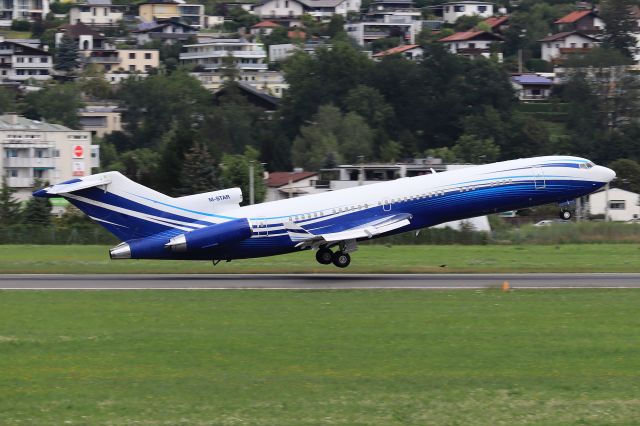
[1,222,639,245]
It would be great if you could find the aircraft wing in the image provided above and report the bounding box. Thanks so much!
[284,213,412,248]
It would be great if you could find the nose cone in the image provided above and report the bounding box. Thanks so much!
[599,166,616,183]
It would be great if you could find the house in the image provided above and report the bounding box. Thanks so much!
[345,16,423,46]
[0,38,52,81]
[78,105,122,137]
[482,15,508,33]
[116,49,159,73]
[439,1,494,24]
[0,113,97,203]
[439,30,503,60]
[589,188,640,221]
[511,74,553,101]
[302,0,359,22]
[268,41,330,62]
[372,44,423,61]
[69,0,124,26]
[367,0,420,20]
[250,20,282,36]
[56,22,111,52]
[0,0,50,27]
[252,0,360,24]
[138,0,207,28]
[554,9,604,34]
[265,171,319,201]
[180,39,268,72]
[538,31,599,63]
[214,82,280,111]
[191,70,288,97]
[131,18,197,45]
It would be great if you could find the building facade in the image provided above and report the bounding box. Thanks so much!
[441,1,493,24]
[589,188,640,221]
[117,49,159,73]
[539,31,599,63]
[78,105,122,138]
[0,38,52,81]
[69,0,123,26]
[180,39,267,72]
[0,0,50,27]
[192,70,287,96]
[0,113,98,202]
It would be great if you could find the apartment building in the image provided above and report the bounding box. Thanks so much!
[138,0,207,28]
[191,70,287,96]
[0,113,98,202]
[0,0,50,27]
[0,37,52,81]
[180,39,267,72]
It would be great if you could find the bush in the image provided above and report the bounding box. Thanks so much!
[10,19,30,31]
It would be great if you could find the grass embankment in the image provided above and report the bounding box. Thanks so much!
[1,290,639,424]
[0,244,638,274]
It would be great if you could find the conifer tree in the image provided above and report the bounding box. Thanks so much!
[21,180,51,227]
[55,35,80,72]
[0,176,22,227]
[174,142,221,195]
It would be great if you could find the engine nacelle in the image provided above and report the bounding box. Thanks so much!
[165,218,252,253]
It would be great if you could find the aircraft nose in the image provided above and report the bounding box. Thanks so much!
[597,166,616,183]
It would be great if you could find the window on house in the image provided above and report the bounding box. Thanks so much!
[129,52,135,59]
[468,42,475,48]
[478,5,486,12]
[454,5,464,12]
[583,43,589,48]
[104,7,108,15]
[144,64,151,71]
[129,65,136,71]
[7,169,18,177]
[555,43,560,48]
[285,0,289,6]
[16,57,24,63]
[40,57,47,62]
[609,200,626,210]
[28,57,33,63]
[570,43,576,48]
[144,53,151,59]
[444,6,449,12]
[92,7,96,15]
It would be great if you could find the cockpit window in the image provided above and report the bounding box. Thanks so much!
[587,162,595,168]
[579,164,587,169]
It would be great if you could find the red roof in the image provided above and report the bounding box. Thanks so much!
[483,16,508,28]
[251,20,281,28]
[555,10,592,24]
[266,171,317,187]
[373,44,420,57]
[439,31,503,42]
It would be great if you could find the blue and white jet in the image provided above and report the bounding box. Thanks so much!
[33,156,616,267]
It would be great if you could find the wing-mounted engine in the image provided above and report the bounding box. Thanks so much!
[175,188,243,212]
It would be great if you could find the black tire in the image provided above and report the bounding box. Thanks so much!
[560,210,572,220]
[332,251,351,268]
[315,247,333,265]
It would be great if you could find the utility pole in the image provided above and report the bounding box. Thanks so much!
[249,160,255,205]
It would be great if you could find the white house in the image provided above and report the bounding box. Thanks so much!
[180,39,268,72]
[345,16,423,46]
[538,31,599,62]
[439,30,503,60]
[253,0,305,20]
[131,18,197,45]
[253,0,359,23]
[0,0,50,27]
[511,74,553,101]
[0,38,52,81]
[265,171,319,201]
[589,188,640,221]
[442,1,494,24]
[69,0,124,26]
[191,70,288,97]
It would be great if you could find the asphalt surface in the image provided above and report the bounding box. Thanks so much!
[0,273,639,290]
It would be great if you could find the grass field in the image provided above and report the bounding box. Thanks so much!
[1,290,639,424]
[0,244,639,274]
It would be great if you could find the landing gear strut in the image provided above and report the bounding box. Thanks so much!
[315,247,333,265]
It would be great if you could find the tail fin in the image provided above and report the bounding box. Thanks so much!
[33,172,228,242]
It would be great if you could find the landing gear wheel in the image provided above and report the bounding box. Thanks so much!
[560,210,572,220]
[332,251,351,268]
[316,247,333,265]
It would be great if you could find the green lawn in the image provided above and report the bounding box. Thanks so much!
[0,244,638,273]
[1,290,639,424]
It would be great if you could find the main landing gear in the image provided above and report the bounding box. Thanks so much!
[315,241,356,268]
[558,200,575,220]
[560,210,572,220]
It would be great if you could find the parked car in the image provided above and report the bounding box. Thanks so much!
[534,219,571,227]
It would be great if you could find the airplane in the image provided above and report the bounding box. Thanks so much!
[33,156,616,268]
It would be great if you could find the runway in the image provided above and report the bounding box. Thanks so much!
[1,273,640,290]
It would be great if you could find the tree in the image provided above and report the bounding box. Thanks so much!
[608,159,640,193]
[221,146,266,205]
[55,34,80,72]
[174,142,221,195]
[23,83,83,128]
[0,176,22,227]
[600,0,637,58]
[0,87,15,114]
[451,134,501,164]
[22,180,51,227]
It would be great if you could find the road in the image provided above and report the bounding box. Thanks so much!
[0,274,639,290]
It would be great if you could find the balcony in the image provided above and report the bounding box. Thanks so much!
[12,62,51,69]
[7,177,33,187]
[87,56,121,64]
[3,157,54,168]
[180,50,266,59]
[559,47,592,54]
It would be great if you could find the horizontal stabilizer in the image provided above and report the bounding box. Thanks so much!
[33,175,112,197]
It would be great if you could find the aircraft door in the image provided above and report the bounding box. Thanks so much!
[383,199,392,211]
[255,222,268,236]
[533,167,546,189]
